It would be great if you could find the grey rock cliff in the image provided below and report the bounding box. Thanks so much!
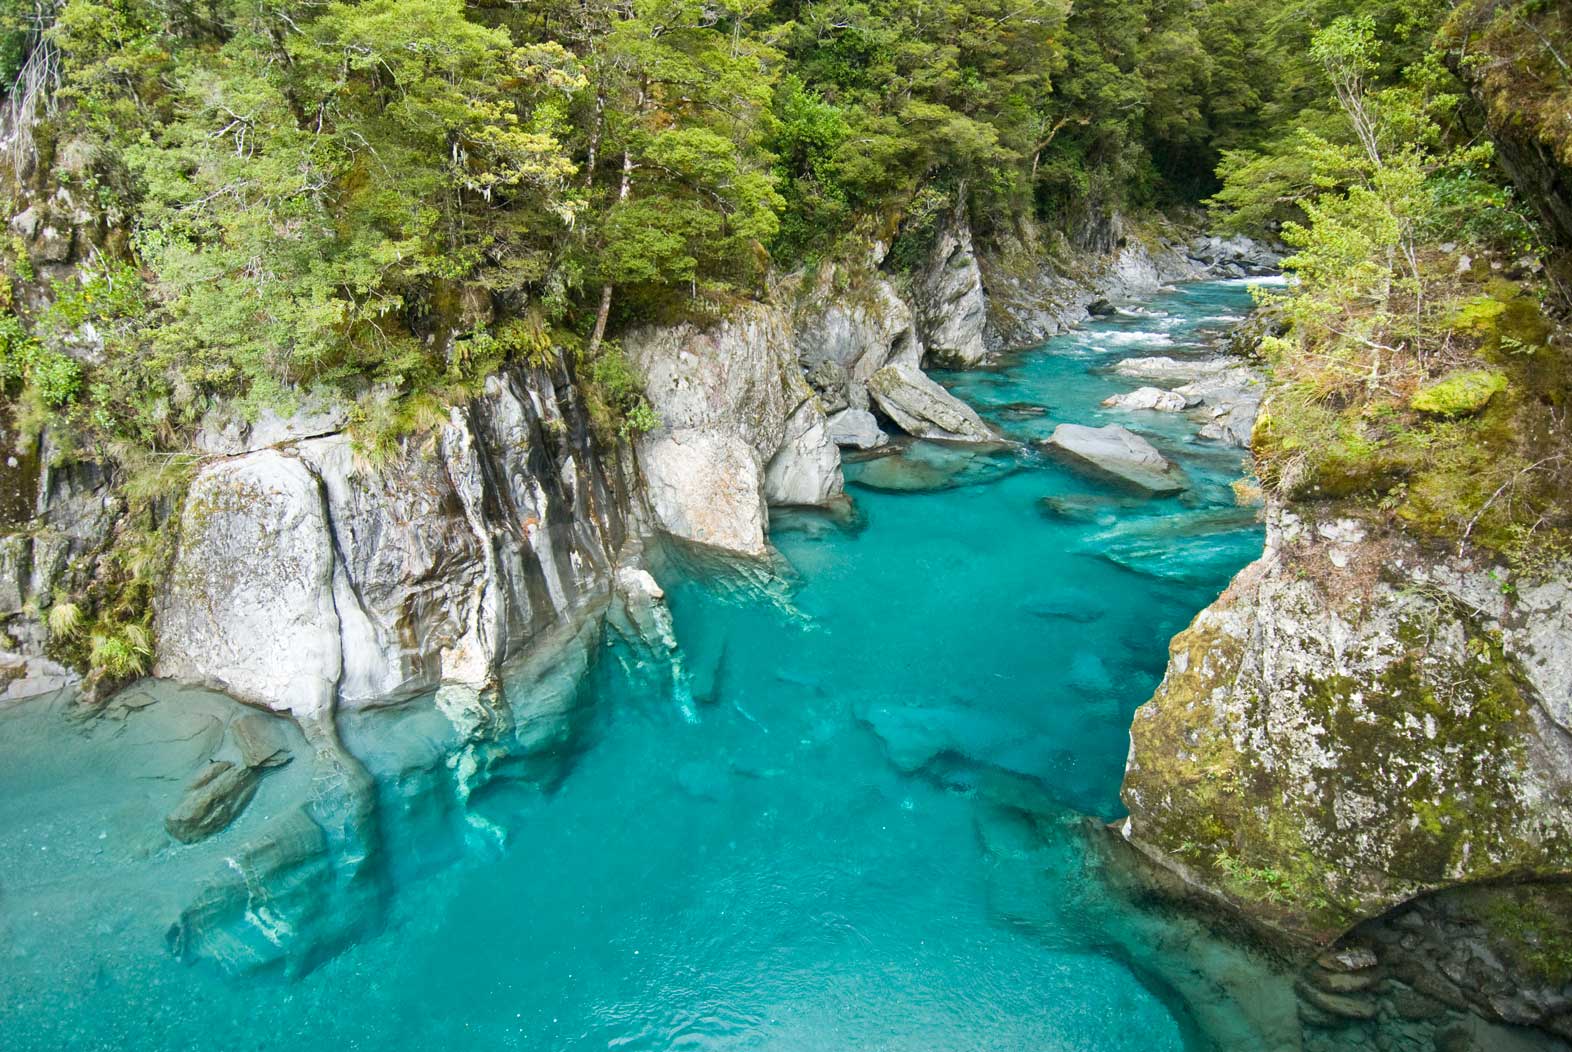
[156,356,635,718]
[1121,505,1572,951]
[625,302,844,557]
[789,262,993,447]
[981,224,1280,351]
[912,206,989,367]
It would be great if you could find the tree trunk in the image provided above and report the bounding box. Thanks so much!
[587,147,634,357]
[583,93,605,190]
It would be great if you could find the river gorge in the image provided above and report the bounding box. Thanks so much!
[6,273,1560,1052]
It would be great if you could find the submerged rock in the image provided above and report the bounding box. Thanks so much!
[1043,423,1187,495]
[1018,593,1105,623]
[165,761,262,844]
[845,440,1016,493]
[867,363,996,443]
[167,797,371,977]
[230,713,292,770]
[993,401,1051,420]
[1037,492,1157,524]
[1087,507,1264,583]
[856,697,1042,777]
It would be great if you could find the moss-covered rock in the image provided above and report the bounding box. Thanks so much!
[1120,504,1572,945]
[1410,369,1508,417]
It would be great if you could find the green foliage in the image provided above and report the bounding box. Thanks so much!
[583,343,659,442]
[0,313,79,406]
[87,621,151,678]
[1500,523,1572,584]
[46,598,82,639]
[125,0,580,412]
[1229,12,1571,553]
[2,0,1561,528]
[767,75,852,264]
[885,185,954,274]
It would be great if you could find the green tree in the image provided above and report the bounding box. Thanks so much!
[577,0,783,352]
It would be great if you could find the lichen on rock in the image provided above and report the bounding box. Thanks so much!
[1121,504,1572,943]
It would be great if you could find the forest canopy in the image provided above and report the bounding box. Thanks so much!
[0,0,1559,463]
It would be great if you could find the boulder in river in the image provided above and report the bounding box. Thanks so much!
[867,363,996,443]
[1043,423,1187,495]
[825,407,887,450]
[165,761,262,844]
[1175,368,1264,448]
[230,713,293,770]
[1111,356,1235,383]
[1101,386,1194,412]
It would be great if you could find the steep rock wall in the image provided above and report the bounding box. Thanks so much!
[156,357,635,719]
[1119,502,1572,1035]
[625,302,844,558]
[912,205,989,367]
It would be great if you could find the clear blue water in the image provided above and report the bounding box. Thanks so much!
[0,280,1286,1051]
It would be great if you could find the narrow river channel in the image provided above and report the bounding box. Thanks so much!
[1,278,1278,1051]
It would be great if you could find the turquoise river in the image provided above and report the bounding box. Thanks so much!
[1,279,1308,1050]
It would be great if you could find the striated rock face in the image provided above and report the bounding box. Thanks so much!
[148,356,652,976]
[156,356,634,718]
[1120,505,1572,949]
[912,206,989,367]
[0,431,114,698]
[626,303,843,556]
